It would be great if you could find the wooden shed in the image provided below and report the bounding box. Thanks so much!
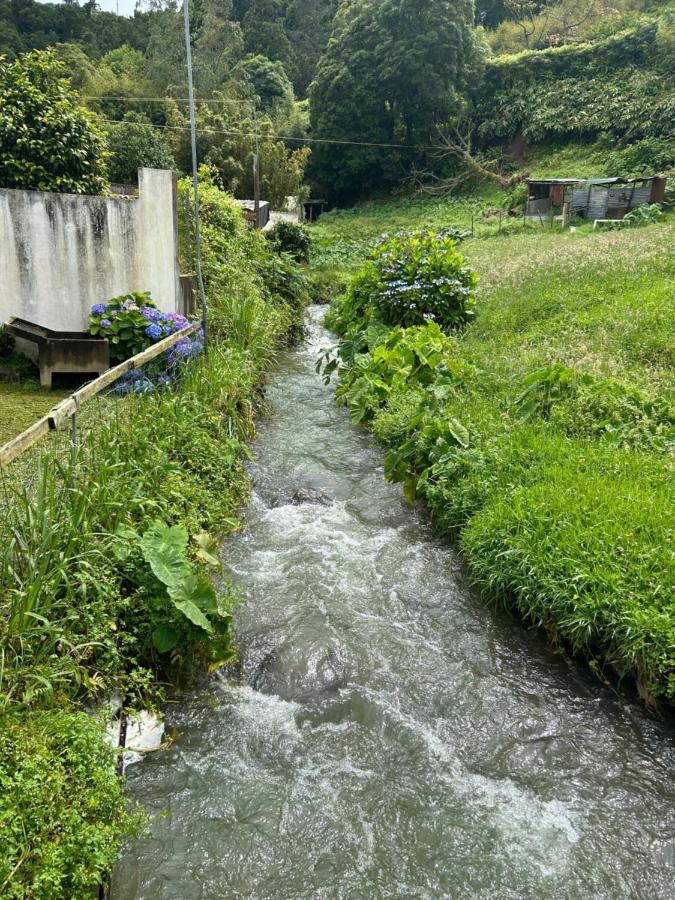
[525,176,666,220]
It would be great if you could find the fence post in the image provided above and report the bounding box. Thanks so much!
[70,411,78,471]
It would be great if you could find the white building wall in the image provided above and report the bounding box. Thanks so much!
[0,168,181,332]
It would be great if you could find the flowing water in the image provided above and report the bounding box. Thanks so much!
[114,308,674,899]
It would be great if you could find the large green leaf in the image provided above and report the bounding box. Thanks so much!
[140,519,189,588]
[152,625,181,653]
[168,573,218,615]
[172,599,213,634]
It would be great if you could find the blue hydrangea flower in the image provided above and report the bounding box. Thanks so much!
[100,318,112,328]
[91,303,108,316]
[161,325,171,336]
[145,324,162,341]
[142,306,162,323]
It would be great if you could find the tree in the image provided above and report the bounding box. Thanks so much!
[241,0,298,85]
[234,54,294,116]
[105,112,175,183]
[308,0,479,202]
[0,49,108,193]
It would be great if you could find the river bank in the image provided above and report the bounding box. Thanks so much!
[0,183,309,898]
[319,207,674,705]
[113,307,675,899]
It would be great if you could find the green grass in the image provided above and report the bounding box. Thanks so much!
[319,197,675,704]
[309,187,508,274]
[0,383,69,446]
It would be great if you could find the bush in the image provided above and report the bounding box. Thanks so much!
[0,327,16,360]
[345,230,477,331]
[0,709,143,899]
[0,50,108,194]
[266,220,311,262]
[89,292,194,364]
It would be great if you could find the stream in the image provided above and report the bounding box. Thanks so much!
[113,307,674,899]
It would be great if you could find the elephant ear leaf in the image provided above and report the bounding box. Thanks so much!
[140,519,190,587]
[152,625,181,653]
[168,574,217,632]
[172,598,214,633]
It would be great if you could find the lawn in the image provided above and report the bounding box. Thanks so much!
[0,383,69,446]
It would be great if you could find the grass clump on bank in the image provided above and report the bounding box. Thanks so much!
[0,179,308,896]
[319,206,674,705]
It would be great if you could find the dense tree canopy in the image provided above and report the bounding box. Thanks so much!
[309,0,479,202]
[0,49,107,193]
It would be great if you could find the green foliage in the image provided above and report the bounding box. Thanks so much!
[0,1,152,60]
[624,204,664,226]
[117,519,235,660]
[0,709,143,899]
[333,230,477,333]
[0,49,108,194]
[266,220,311,262]
[309,0,479,201]
[327,321,464,424]
[105,113,175,185]
[474,23,673,168]
[0,326,15,360]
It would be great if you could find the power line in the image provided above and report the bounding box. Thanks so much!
[83,96,253,104]
[98,116,435,152]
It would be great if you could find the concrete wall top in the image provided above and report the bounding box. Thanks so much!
[0,168,181,333]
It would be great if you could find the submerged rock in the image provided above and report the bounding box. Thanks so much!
[248,639,352,701]
[269,486,333,508]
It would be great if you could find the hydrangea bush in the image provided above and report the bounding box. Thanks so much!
[90,291,203,392]
[345,229,477,331]
[89,291,192,363]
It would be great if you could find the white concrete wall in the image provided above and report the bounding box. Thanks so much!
[0,168,181,332]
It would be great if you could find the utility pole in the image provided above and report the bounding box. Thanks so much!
[182,0,208,355]
[252,101,260,229]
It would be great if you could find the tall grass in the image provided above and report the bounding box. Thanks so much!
[322,205,675,704]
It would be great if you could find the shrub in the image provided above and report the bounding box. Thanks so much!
[0,50,108,194]
[0,709,143,899]
[0,327,16,360]
[89,292,195,364]
[265,220,311,262]
[624,204,664,226]
[346,230,477,331]
[331,322,465,424]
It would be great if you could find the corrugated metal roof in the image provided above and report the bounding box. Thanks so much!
[527,176,655,186]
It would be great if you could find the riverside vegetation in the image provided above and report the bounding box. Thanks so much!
[0,176,309,898]
[317,199,674,706]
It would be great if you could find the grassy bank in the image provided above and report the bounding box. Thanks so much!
[0,181,308,897]
[316,197,674,705]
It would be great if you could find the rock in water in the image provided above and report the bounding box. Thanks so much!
[250,639,352,701]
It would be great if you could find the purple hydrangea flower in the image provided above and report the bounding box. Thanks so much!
[141,306,163,323]
[145,324,162,341]
[157,375,172,387]
[91,303,108,316]
[100,318,112,328]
